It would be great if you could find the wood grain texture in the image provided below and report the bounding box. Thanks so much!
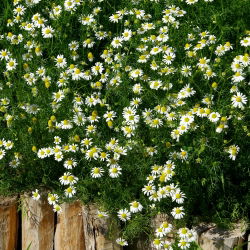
[0,196,18,250]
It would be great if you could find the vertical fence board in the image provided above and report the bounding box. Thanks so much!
[22,194,54,250]
[82,204,121,250]
[54,201,85,250]
[0,196,18,250]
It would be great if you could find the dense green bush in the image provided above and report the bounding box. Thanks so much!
[0,0,249,248]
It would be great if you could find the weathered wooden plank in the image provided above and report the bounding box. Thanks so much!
[22,194,54,250]
[54,201,85,250]
[82,204,121,250]
[0,196,18,250]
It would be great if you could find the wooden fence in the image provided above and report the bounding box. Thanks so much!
[0,195,125,250]
[1,195,248,250]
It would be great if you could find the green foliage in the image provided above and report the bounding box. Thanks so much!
[0,0,249,248]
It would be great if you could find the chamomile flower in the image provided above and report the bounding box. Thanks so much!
[32,189,40,200]
[116,238,128,246]
[6,58,18,71]
[227,145,240,160]
[72,68,84,80]
[97,210,108,219]
[63,158,77,169]
[186,0,199,4]
[64,0,76,12]
[81,138,93,149]
[79,14,95,25]
[129,201,143,213]
[83,38,95,48]
[146,147,158,156]
[172,189,186,204]
[162,240,173,250]
[152,238,163,249]
[54,136,62,145]
[161,221,173,234]
[171,129,181,141]
[186,229,198,242]
[91,62,104,75]
[104,111,116,121]
[181,65,192,77]
[118,209,131,222]
[68,41,79,51]
[178,239,190,249]
[64,186,76,198]
[130,69,143,79]
[180,115,194,125]
[171,206,185,219]
[9,159,20,168]
[142,184,155,196]
[3,140,13,149]
[109,13,122,23]
[231,92,247,108]
[163,53,176,64]
[48,193,59,205]
[109,166,122,178]
[149,61,158,71]
[149,80,162,90]
[55,55,67,68]
[197,57,210,69]
[208,112,221,123]
[132,84,143,95]
[59,172,70,185]
[91,167,104,178]
[232,71,245,83]
[67,174,79,185]
[122,125,135,138]
[240,37,250,47]
[122,29,132,41]
[37,148,47,159]
[59,120,73,129]
[149,191,161,202]
[155,227,167,237]
[42,26,54,38]
[86,125,97,134]
[178,227,190,239]
[0,49,11,61]
[111,37,123,48]
[97,151,108,161]
[54,152,64,161]
[53,90,65,103]
[53,204,62,213]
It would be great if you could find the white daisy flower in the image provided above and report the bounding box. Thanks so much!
[231,92,247,108]
[117,209,131,222]
[64,186,76,198]
[91,167,104,178]
[53,204,62,213]
[129,201,143,213]
[109,166,122,178]
[32,189,40,200]
[208,112,221,123]
[48,193,59,205]
[116,238,128,246]
[42,26,54,38]
[171,206,185,219]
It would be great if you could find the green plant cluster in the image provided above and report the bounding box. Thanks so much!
[0,0,249,248]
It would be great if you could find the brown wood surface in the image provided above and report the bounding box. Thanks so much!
[82,204,121,250]
[22,194,54,250]
[0,196,18,250]
[54,201,85,250]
